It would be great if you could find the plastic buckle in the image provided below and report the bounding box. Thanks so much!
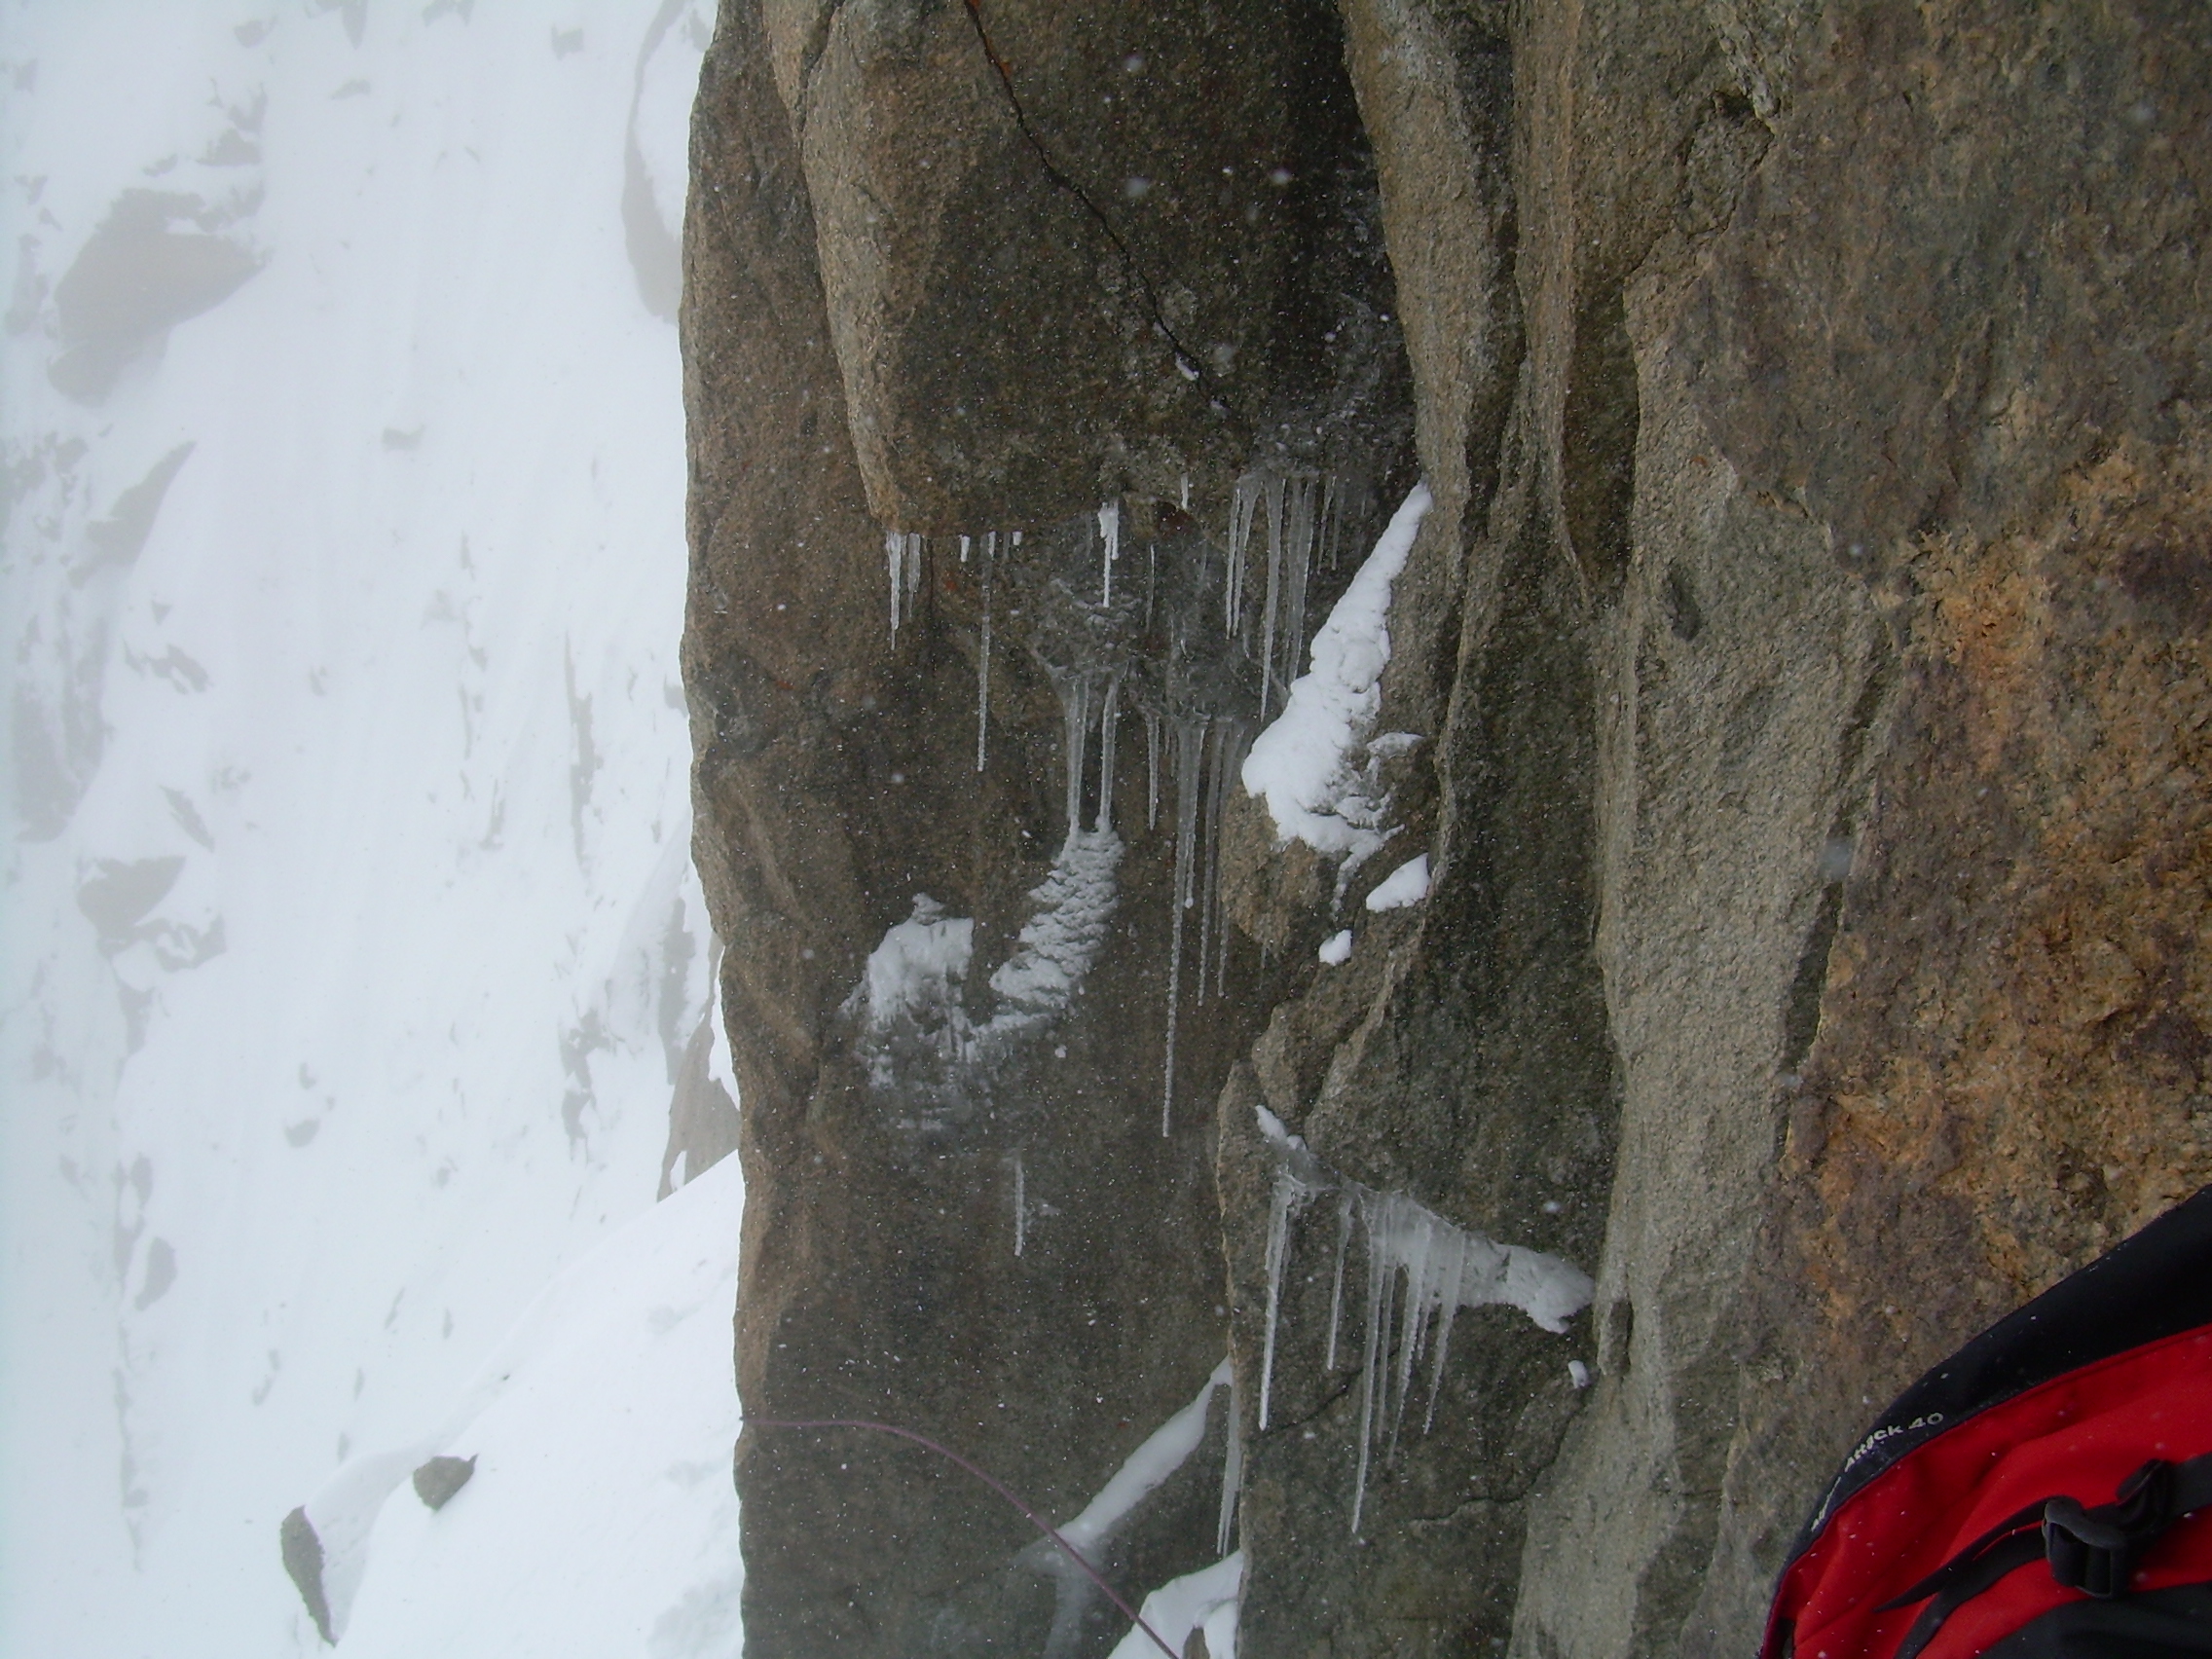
[2043,1497,2136,1599]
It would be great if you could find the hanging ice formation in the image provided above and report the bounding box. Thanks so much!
[976,531,994,771]
[885,530,928,635]
[1098,499,1121,607]
[1224,469,1347,723]
[1156,709,1253,1135]
[1250,1104,1594,1536]
[860,480,1379,1129]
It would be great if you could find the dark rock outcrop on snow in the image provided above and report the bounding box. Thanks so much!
[411,1454,478,1512]
[682,1,2212,1654]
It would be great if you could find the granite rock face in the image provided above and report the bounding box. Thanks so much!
[682,1,2212,1654]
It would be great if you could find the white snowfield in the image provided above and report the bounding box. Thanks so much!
[0,5,734,1656]
[1241,483,1433,866]
[335,1153,745,1658]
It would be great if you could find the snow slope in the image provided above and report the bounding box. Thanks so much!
[0,4,734,1655]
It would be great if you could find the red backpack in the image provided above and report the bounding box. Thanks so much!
[1763,1183,2212,1659]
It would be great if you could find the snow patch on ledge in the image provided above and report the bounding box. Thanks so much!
[1107,1550,1244,1659]
[1241,483,1433,866]
[1365,854,1430,912]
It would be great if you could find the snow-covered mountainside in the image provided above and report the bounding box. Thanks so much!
[0,5,739,1654]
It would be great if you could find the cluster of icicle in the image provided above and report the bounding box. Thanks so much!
[1154,709,1248,1137]
[871,480,1364,1133]
[883,526,1025,773]
[1251,1105,1595,1535]
[1226,470,1357,723]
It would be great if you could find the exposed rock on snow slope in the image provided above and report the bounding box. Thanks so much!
[685,0,2212,1654]
[0,4,735,1655]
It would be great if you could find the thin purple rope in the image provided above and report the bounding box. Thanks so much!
[748,1417,1180,1659]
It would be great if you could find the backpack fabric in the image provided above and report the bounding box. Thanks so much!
[1762,1183,2212,1659]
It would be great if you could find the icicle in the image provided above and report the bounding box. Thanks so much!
[1197,721,1233,1003]
[1180,473,1190,511]
[959,533,971,564]
[1351,1191,1387,1536]
[1258,474,1286,720]
[1422,1231,1467,1434]
[1265,1176,1291,1433]
[886,530,904,635]
[1059,673,1093,844]
[1013,1151,1026,1258]
[1098,499,1121,608]
[1216,1375,1243,1557]
[1389,1206,1435,1454]
[1205,721,1249,1000]
[1226,473,1259,635]
[1324,1190,1354,1371]
[1094,675,1123,834]
[1012,530,1023,547]
[1161,910,1184,1141]
[905,532,924,612]
[1174,719,1206,912]
[976,533,993,772]
[1161,717,1207,1135]
[1281,476,1315,702]
[1145,542,1157,628]
[1145,709,1161,831]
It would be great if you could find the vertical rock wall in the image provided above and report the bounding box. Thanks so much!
[682,1,2212,1654]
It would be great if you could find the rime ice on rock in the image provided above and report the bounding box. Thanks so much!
[1019,1358,1238,1654]
[1249,1103,1594,1535]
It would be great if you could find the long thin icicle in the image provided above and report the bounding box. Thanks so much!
[1258,1164,1315,1431]
[1281,476,1315,703]
[1258,474,1286,720]
[1208,721,1249,1000]
[886,530,904,635]
[1098,499,1121,608]
[1198,722,1225,1004]
[1350,1191,1387,1536]
[1060,672,1093,845]
[1388,1205,1434,1456]
[1145,709,1161,830]
[1094,675,1122,835]
[1227,472,1260,636]
[976,533,993,772]
[1216,1378,1243,1557]
[1422,1233,1467,1434]
[1324,1190,1354,1372]
[1161,717,1206,1136]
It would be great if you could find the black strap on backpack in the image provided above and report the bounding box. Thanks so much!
[1879,1455,2212,1659]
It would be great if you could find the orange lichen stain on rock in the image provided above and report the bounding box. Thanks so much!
[1791,426,2212,1350]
